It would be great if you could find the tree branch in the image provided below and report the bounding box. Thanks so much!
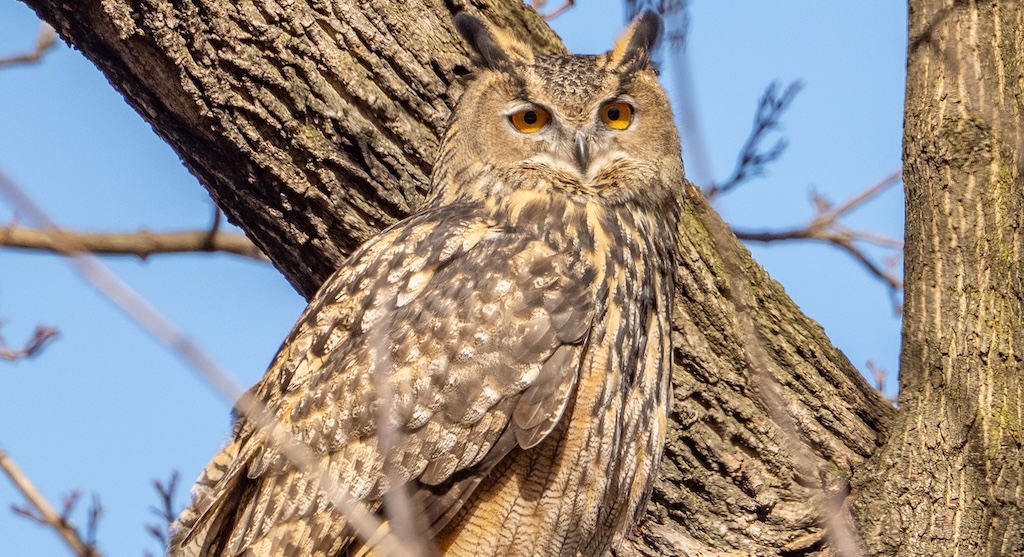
[0,322,58,361]
[732,168,904,295]
[0,223,268,260]
[145,471,181,553]
[0,22,57,68]
[529,0,576,19]
[0,445,104,557]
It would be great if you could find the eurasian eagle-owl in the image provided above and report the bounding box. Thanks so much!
[170,10,683,557]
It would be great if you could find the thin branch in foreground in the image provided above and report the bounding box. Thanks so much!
[705,80,804,198]
[0,22,57,68]
[0,223,268,261]
[0,322,59,361]
[0,445,104,557]
[732,168,904,299]
[700,190,864,557]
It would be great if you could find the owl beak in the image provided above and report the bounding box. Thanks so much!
[573,132,590,174]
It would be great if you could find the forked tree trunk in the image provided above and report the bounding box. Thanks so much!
[850,1,1024,555]
[21,0,897,554]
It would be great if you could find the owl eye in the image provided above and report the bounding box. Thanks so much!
[600,102,634,130]
[509,108,550,133]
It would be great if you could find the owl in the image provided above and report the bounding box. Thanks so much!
[170,10,683,557]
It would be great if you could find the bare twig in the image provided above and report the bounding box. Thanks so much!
[146,471,181,548]
[530,0,575,19]
[732,168,904,296]
[0,22,57,68]
[204,206,223,251]
[0,445,104,557]
[705,81,804,198]
[0,323,59,361]
[0,223,267,261]
[866,361,898,404]
[85,494,102,548]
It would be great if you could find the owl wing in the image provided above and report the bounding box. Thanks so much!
[171,203,595,556]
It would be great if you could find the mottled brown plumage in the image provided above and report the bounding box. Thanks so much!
[170,11,683,557]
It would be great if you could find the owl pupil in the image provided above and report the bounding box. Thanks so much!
[524,111,538,125]
[607,107,621,121]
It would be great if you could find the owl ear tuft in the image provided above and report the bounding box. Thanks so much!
[455,13,535,74]
[607,11,663,73]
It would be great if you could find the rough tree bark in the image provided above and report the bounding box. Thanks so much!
[20,0,901,554]
[850,2,1024,556]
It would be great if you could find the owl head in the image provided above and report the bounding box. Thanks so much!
[431,12,683,208]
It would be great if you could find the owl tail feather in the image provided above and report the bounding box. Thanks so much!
[168,438,248,557]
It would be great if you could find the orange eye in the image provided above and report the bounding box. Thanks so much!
[509,107,550,133]
[600,102,633,130]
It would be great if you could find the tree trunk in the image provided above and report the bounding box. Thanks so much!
[850,1,1024,555]
[20,0,895,554]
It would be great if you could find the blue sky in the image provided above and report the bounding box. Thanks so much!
[0,2,906,555]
